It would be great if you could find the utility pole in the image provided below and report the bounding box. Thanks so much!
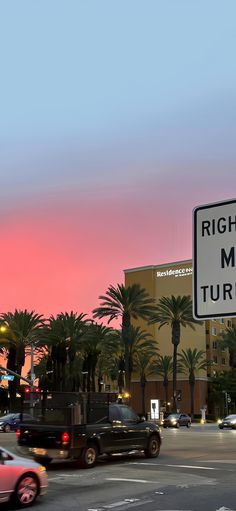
[0,364,34,415]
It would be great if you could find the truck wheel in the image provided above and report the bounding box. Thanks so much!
[80,443,98,468]
[34,456,52,467]
[144,435,160,458]
[14,473,39,507]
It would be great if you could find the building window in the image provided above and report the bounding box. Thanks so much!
[213,355,218,364]
[227,320,232,327]
[220,318,224,324]
[212,341,218,349]
[205,329,209,335]
[222,358,226,365]
[220,329,223,335]
[212,327,217,336]
[212,319,216,322]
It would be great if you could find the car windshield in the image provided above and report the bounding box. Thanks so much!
[167,414,179,419]
[225,415,236,420]
[0,414,16,421]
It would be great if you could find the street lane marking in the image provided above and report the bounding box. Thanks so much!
[48,476,65,481]
[201,460,236,464]
[128,462,218,470]
[103,500,153,509]
[106,478,158,484]
[166,464,218,470]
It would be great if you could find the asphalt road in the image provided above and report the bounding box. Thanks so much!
[1,423,236,511]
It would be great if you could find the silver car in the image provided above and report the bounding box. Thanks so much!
[218,414,236,429]
[0,447,47,507]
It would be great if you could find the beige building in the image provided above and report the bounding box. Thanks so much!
[124,259,231,416]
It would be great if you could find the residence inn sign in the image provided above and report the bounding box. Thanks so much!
[193,198,236,319]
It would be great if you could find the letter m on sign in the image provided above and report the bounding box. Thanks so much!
[221,247,235,269]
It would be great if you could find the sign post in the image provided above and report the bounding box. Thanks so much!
[193,198,236,320]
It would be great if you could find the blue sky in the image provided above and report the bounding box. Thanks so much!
[1,2,236,158]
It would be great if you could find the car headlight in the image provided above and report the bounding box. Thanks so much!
[171,419,177,424]
[38,465,46,472]
[217,419,222,424]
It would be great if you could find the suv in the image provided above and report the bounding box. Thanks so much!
[162,413,191,428]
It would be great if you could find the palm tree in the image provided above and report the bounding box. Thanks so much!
[0,310,45,409]
[39,312,86,391]
[56,311,86,378]
[93,283,158,391]
[149,295,199,411]
[80,322,114,392]
[177,347,208,416]
[218,326,236,368]
[133,350,157,416]
[150,355,172,411]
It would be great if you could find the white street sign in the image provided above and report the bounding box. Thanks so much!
[193,198,236,319]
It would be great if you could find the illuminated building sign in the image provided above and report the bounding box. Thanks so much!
[156,267,192,278]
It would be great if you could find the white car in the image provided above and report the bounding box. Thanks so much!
[0,447,47,507]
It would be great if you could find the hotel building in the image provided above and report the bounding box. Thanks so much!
[124,259,232,416]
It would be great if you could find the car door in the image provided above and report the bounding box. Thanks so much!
[108,405,131,452]
[0,453,14,502]
[10,414,19,431]
[118,406,147,449]
[179,414,187,426]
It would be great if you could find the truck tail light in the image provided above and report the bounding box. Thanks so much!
[16,428,21,439]
[61,431,70,445]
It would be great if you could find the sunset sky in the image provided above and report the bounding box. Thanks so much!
[1,0,236,320]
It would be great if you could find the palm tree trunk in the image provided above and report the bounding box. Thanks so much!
[172,343,178,412]
[122,313,131,392]
[163,378,169,409]
[141,382,145,416]
[172,321,180,412]
[189,372,195,417]
[7,347,17,411]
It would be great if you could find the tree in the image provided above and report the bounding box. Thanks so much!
[149,295,199,411]
[93,283,158,391]
[177,347,208,416]
[133,349,157,416]
[218,326,236,368]
[38,312,86,391]
[80,322,114,392]
[208,369,236,416]
[0,310,45,409]
[150,355,172,410]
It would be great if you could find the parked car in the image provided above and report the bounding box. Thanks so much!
[0,413,36,433]
[218,414,236,429]
[162,413,191,428]
[0,446,47,507]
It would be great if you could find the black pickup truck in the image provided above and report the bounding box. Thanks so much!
[17,394,161,468]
